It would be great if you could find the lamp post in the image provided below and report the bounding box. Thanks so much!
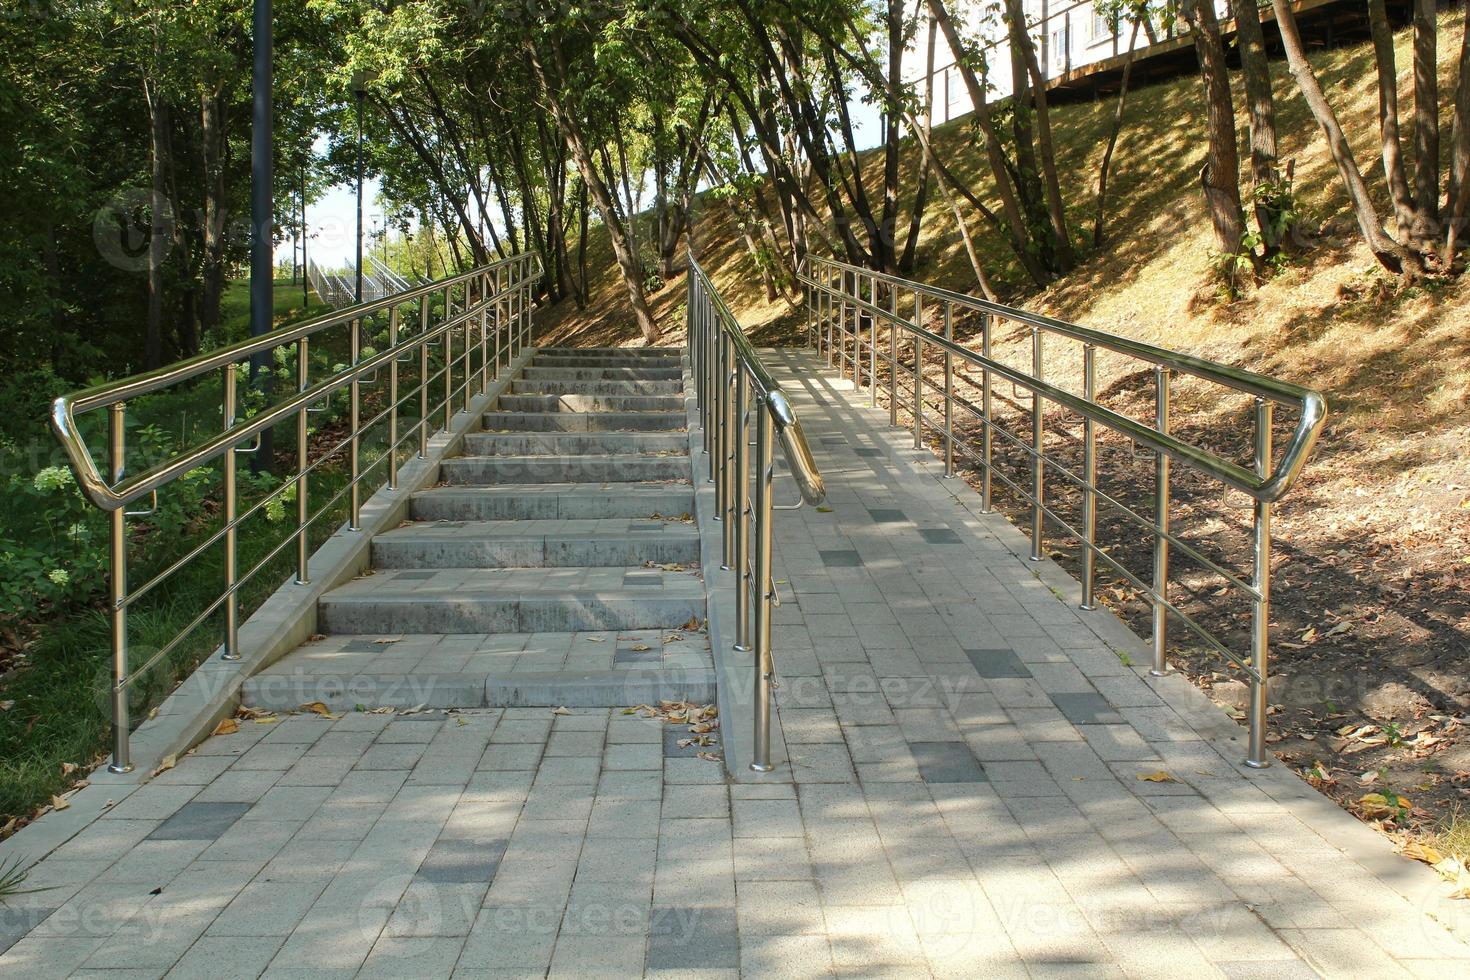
[351,69,373,304]
[249,0,273,476]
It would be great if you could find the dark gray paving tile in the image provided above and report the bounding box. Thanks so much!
[909,741,988,783]
[0,907,53,955]
[853,447,884,458]
[819,550,862,568]
[965,648,1031,679]
[1051,692,1124,725]
[867,508,907,524]
[663,726,701,758]
[646,907,738,970]
[342,639,385,653]
[819,436,847,445]
[147,802,251,841]
[416,837,508,883]
[394,570,437,581]
[918,528,962,544]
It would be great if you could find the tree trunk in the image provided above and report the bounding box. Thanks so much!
[1411,0,1440,228]
[1272,0,1420,275]
[1094,18,1143,248]
[527,40,659,343]
[898,10,936,275]
[144,74,168,370]
[1230,0,1285,251]
[1444,4,1470,258]
[1181,0,1245,259]
[1006,0,1075,269]
[199,86,227,342]
[925,0,1050,285]
[1368,0,1421,241]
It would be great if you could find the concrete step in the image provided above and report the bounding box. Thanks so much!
[317,567,706,633]
[521,366,682,381]
[410,485,695,521]
[510,379,683,396]
[371,519,700,568]
[496,393,684,413]
[537,347,682,358]
[462,431,688,456]
[483,410,686,432]
[532,355,681,370]
[440,453,689,485]
[243,630,716,710]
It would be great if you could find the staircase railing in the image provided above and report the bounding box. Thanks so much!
[687,256,825,773]
[801,256,1326,769]
[50,253,540,774]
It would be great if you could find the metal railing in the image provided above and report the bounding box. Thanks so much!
[687,256,825,773]
[801,256,1326,768]
[50,253,540,773]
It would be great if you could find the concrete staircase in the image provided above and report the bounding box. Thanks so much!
[244,347,715,711]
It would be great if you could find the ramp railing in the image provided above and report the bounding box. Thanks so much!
[687,256,825,773]
[801,256,1326,768]
[50,253,539,773]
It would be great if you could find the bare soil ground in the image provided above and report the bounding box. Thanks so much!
[534,14,1470,862]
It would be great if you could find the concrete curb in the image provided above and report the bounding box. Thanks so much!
[685,350,793,784]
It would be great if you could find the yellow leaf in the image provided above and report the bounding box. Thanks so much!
[51,794,70,812]
[300,701,332,716]
[552,706,572,716]
[1402,841,1444,865]
[213,718,239,736]
[60,761,79,777]
[1136,771,1177,783]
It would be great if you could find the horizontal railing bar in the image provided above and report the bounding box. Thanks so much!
[804,264,1326,503]
[54,263,536,512]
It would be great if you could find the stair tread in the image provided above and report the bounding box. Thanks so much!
[377,518,699,541]
[414,483,692,498]
[323,565,705,598]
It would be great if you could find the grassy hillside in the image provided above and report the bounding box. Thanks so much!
[538,13,1470,850]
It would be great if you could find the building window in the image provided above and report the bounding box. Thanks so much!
[1051,27,1068,66]
[1091,9,1114,41]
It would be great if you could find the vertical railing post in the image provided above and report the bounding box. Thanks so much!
[1029,328,1044,561]
[295,339,311,585]
[980,312,993,513]
[734,368,752,652]
[418,298,430,458]
[349,319,363,530]
[1080,344,1097,609]
[480,273,490,391]
[1151,367,1172,676]
[721,334,737,563]
[943,300,954,478]
[834,272,845,373]
[443,289,453,430]
[889,284,899,426]
[869,275,878,408]
[222,365,241,659]
[107,403,133,773]
[750,399,776,773]
[912,292,924,449]
[1246,398,1274,768]
[387,308,400,493]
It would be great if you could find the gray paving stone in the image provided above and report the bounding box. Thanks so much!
[965,648,1032,679]
[146,802,251,841]
[909,742,988,783]
[646,906,738,970]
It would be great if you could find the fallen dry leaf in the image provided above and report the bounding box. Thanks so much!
[51,794,69,812]
[299,701,340,719]
[552,706,572,716]
[1136,771,1178,783]
[1401,840,1445,865]
[213,718,240,736]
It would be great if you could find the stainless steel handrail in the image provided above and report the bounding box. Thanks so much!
[687,255,825,773]
[801,255,1327,769]
[49,253,540,774]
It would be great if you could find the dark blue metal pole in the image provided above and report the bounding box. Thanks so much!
[250,0,273,471]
